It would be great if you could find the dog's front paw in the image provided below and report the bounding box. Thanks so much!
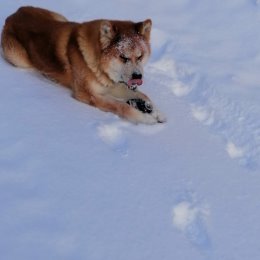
[141,109,167,124]
[127,99,153,114]
[127,99,166,124]
[151,108,167,123]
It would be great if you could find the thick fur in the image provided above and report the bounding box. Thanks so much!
[1,6,165,124]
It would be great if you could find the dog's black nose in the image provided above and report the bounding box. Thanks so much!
[132,72,142,80]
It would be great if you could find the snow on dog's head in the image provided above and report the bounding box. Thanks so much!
[100,19,152,90]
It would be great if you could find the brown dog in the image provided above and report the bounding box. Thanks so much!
[1,6,166,124]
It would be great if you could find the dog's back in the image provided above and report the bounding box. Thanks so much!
[1,7,73,71]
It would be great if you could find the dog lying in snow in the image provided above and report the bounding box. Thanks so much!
[1,6,166,124]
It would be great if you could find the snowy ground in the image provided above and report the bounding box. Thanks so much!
[1,1,260,259]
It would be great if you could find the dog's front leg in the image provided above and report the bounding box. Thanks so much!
[93,93,166,124]
[73,89,163,124]
[108,84,166,123]
[109,83,150,101]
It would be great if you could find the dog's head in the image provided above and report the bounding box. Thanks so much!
[99,19,152,90]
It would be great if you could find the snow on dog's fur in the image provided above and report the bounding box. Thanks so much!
[1,6,166,124]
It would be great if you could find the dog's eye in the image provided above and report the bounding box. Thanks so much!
[120,55,130,63]
[137,55,143,61]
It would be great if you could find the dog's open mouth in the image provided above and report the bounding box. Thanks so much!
[120,79,143,91]
[128,79,142,87]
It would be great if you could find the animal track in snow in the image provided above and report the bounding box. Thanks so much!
[96,120,165,155]
[172,201,211,250]
[226,142,245,159]
[191,105,215,126]
[97,122,129,155]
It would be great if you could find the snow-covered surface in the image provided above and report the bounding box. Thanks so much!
[1,1,260,259]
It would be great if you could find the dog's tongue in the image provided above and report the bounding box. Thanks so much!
[127,79,143,87]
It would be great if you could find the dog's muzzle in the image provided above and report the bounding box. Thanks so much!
[126,72,143,91]
[127,79,142,91]
[119,73,143,91]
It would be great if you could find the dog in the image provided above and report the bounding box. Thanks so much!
[1,6,166,124]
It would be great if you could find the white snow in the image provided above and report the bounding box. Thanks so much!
[97,123,124,146]
[172,201,200,231]
[191,105,214,125]
[172,201,211,249]
[1,0,260,260]
[226,142,245,159]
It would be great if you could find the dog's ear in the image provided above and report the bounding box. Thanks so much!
[100,20,115,49]
[137,19,152,41]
